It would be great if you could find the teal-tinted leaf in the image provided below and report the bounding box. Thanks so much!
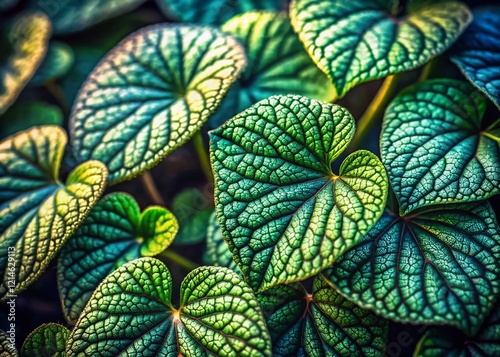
[172,189,213,245]
[0,102,62,140]
[29,42,74,86]
[0,330,18,356]
[258,275,388,356]
[0,13,51,113]
[21,323,69,357]
[324,202,500,335]
[0,0,18,11]
[290,0,471,98]
[70,24,246,185]
[57,193,178,324]
[0,126,107,300]
[66,258,272,356]
[381,79,499,214]
[451,8,500,109]
[203,211,240,273]
[156,0,287,25]
[210,94,388,292]
[415,301,500,356]
[210,11,335,128]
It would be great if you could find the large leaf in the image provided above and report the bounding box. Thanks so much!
[203,211,240,273]
[210,11,335,128]
[381,79,499,214]
[0,126,107,300]
[58,192,178,324]
[0,13,51,113]
[29,42,74,86]
[258,275,388,356]
[70,24,246,185]
[66,258,272,356]
[21,323,69,357]
[324,202,500,335]
[156,0,288,25]
[0,330,17,356]
[210,94,388,292]
[451,8,500,109]
[290,0,471,98]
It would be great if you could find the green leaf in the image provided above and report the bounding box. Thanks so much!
[0,126,107,300]
[258,275,388,356]
[210,11,335,128]
[70,24,246,185]
[0,330,18,356]
[156,0,287,25]
[57,192,178,324]
[21,323,69,357]
[209,94,388,292]
[415,301,500,356]
[172,189,213,245]
[0,13,51,114]
[29,42,74,86]
[381,79,499,214]
[0,102,63,140]
[203,211,240,273]
[290,0,471,98]
[66,258,272,356]
[324,202,500,335]
[451,8,500,109]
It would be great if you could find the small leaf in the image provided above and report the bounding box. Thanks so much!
[70,24,246,185]
[29,42,74,86]
[381,79,499,214]
[258,275,388,356]
[210,94,388,292]
[57,192,178,324]
[290,0,471,98]
[451,8,500,109]
[203,212,240,273]
[66,258,272,357]
[0,330,18,356]
[210,11,335,128]
[0,13,51,113]
[324,202,500,335]
[21,323,69,357]
[172,189,213,245]
[0,126,107,300]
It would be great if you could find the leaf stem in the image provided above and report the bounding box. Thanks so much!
[193,131,213,184]
[140,171,165,206]
[161,250,199,271]
[44,80,69,115]
[418,58,437,82]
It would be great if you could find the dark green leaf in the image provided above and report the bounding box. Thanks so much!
[172,189,213,245]
[70,24,246,185]
[290,0,471,97]
[29,42,74,86]
[210,94,388,292]
[21,323,69,357]
[0,330,17,356]
[203,212,240,273]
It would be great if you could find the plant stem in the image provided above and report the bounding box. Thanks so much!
[161,250,199,271]
[348,73,402,151]
[418,58,437,82]
[45,80,69,114]
[193,131,213,184]
[141,171,165,206]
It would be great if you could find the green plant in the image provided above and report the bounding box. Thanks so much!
[0,0,499,356]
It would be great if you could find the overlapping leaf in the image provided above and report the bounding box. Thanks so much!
[451,8,500,109]
[258,275,388,356]
[29,42,74,86]
[0,330,17,356]
[324,202,500,335]
[210,95,388,292]
[21,324,69,357]
[66,258,271,356]
[204,212,240,273]
[172,189,213,245]
[290,0,471,98]
[57,192,178,324]
[210,11,335,128]
[70,24,246,184]
[0,13,51,114]
[381,79,500,214]
[0,126,107,300]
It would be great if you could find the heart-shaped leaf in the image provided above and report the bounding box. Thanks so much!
[415,301,500,356]
[324,202,500,335]
[57,192,178,324]
[0,12,51,114]
[258,275,388,356]
[451,8,500,109]
[172,189,213,245]
[156,0,288,25]
[66,258,272,356]
[29,42,74,86]
[30,0,147,34]
[0,330,17,356]
[210,11,335,128]
[290,0,471,98]
[0,126,107,300]
[21,323,69,357]
[210,94,388,292]
[203,212,240,273]
[70,24,246,185]
[381,79,499,214]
